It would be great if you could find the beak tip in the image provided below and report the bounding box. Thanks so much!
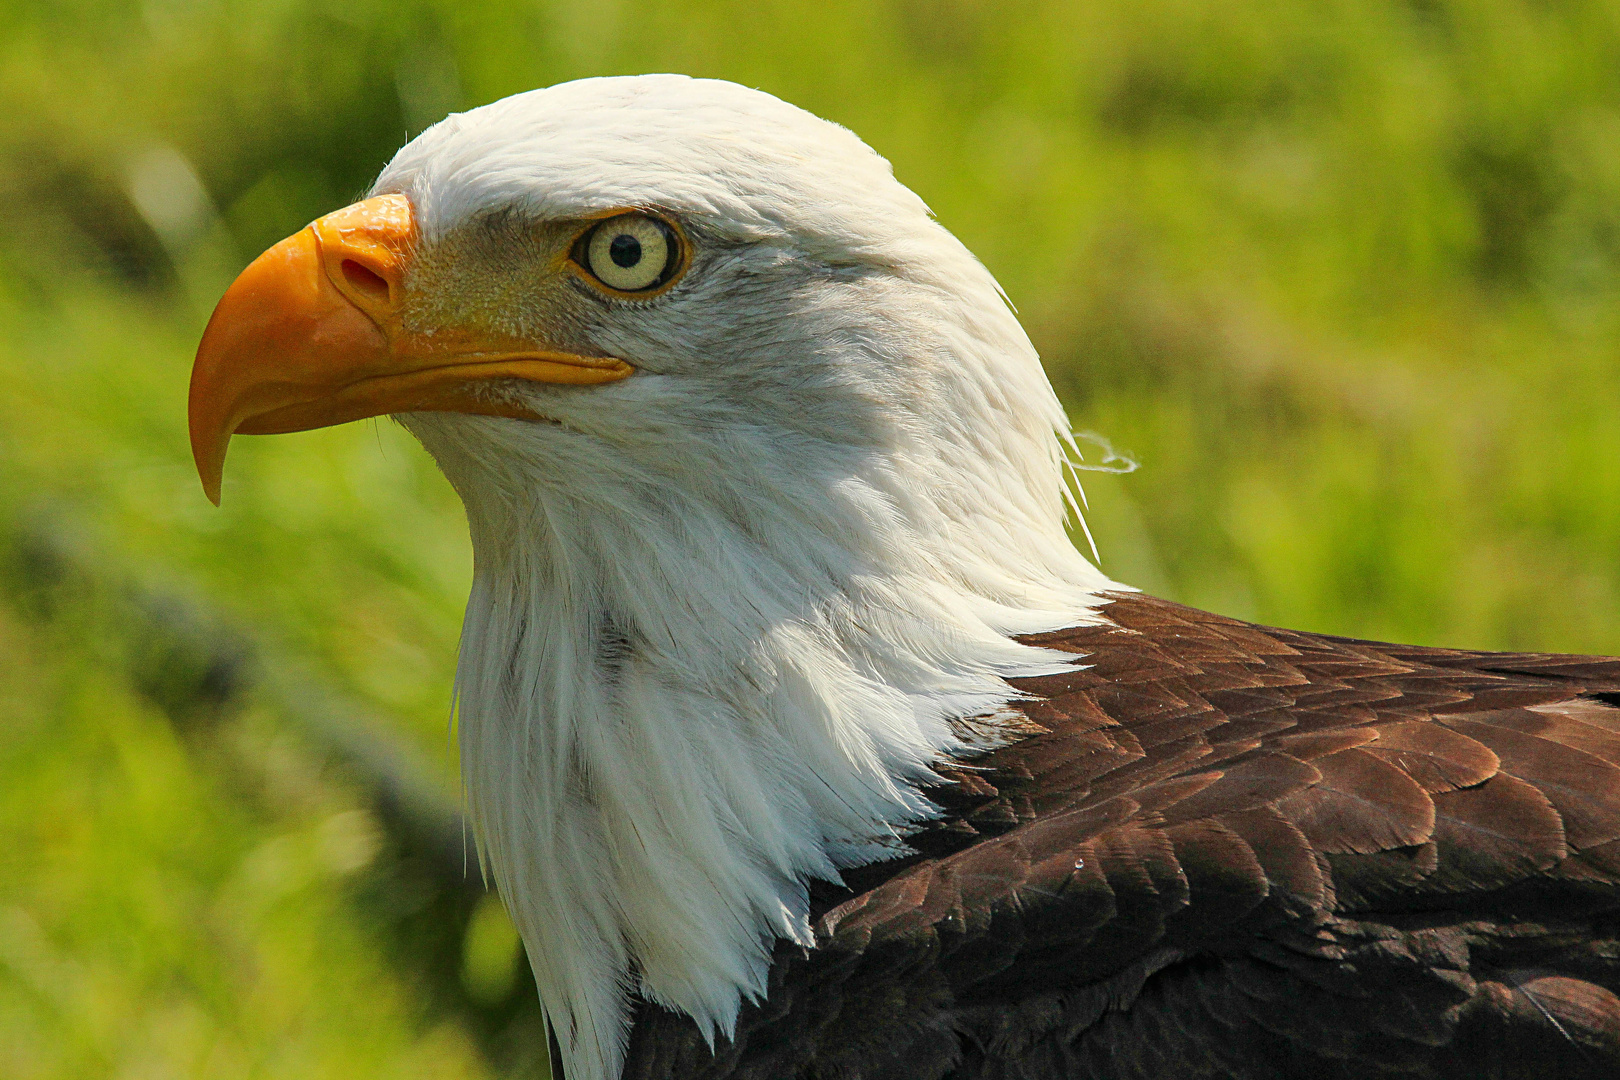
[191,425,227,507]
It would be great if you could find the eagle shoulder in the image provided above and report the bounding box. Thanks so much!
[622,592,1620,1079]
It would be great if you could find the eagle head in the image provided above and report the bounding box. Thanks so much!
[190,75,1116,1080]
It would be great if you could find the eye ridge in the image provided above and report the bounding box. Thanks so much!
[573,212,685,295]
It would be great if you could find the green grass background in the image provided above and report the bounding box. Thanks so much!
[4,0,1620,1075]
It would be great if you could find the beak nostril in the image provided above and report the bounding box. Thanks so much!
[341,259,391,303]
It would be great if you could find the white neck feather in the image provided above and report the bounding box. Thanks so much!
[408,381,1115,1080]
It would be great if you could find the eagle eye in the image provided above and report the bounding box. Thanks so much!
[575,212,684,294]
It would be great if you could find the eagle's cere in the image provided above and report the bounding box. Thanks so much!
[191,75,1620,1080]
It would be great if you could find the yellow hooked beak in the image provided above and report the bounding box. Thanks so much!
[188,193,633,504]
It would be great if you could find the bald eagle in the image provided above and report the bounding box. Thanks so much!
[189,76,1620,1080]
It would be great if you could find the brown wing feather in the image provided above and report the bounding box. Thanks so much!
[622,592,1620,1079]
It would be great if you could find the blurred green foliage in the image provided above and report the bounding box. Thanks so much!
[3,0,1620,1075]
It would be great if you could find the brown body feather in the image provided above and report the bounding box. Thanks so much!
[618,594,1620,1079]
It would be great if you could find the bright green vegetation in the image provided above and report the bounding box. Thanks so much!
[3,1,1620,1075]
[0,596,491,1079]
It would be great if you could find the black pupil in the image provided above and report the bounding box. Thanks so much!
[609,233,642,268]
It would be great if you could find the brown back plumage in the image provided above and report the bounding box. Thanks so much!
[622,593,1620,1079]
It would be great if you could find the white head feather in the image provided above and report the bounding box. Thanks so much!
[372,74,1120,1080]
